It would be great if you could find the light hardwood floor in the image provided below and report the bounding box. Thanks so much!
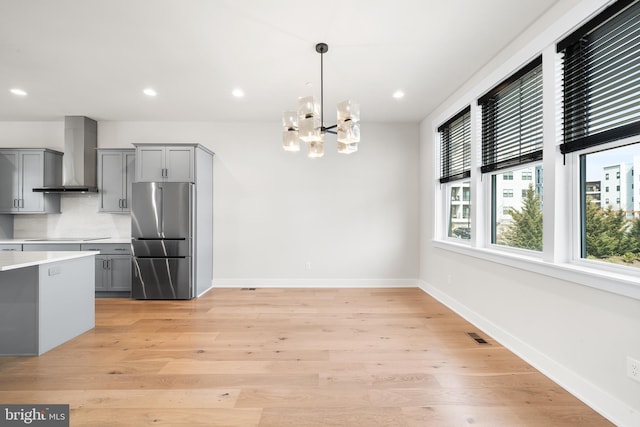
[0,288,613,426]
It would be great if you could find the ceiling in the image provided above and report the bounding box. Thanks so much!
[0,0,569,123]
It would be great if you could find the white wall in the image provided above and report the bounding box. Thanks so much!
[0,120,420,285]
[419,1,640,425]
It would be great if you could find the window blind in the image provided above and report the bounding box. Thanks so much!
[478,57,543,173]
[558,0,640,154]
[438,106,470,183]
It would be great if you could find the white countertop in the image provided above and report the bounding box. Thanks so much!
[0,251,99,272]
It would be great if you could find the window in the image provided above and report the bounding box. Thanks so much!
[560,0,640,270]
[581,143,640,269]
[432,0,640,300]
[439,107,472,240]
[492,165,543,251]
[479,57,543,251]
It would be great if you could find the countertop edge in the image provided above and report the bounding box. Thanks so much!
[0,238,130,244]
[0,251,99,272]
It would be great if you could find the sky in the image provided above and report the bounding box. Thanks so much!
[584,143,640,181]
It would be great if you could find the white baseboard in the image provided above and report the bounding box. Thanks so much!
[211,278,420,288]
[418,280,639,427]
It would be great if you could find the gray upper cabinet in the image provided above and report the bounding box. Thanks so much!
[0,149,62,214]
[97,149,135,212]
[135,145,194,182]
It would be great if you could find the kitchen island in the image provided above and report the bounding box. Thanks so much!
[0,251,97,356]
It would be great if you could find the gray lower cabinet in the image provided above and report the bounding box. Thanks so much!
[81,243,131,295]
[98,149,136,213]
[18,242,132,296]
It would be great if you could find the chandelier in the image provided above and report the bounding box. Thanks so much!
[282,42,360,158]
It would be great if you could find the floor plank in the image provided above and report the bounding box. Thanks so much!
[0,288,613,426]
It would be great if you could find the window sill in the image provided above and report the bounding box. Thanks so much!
[431,239,640,301]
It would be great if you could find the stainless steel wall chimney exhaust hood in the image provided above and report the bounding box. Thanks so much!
[33,116,98,193]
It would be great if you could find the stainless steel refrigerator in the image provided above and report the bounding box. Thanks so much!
[131,182,194,299]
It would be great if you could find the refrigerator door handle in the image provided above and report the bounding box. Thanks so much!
[158,186,164,237]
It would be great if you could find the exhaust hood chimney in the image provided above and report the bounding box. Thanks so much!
[33,116,98,193]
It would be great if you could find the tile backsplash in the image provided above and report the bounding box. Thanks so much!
[14,194,130,239]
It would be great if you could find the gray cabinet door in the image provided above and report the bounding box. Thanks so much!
[109,255,132,291]
[0,151,19,213]
[165,146,194,182]
[19,151,45,212]
[123,151,136,211]
[98,151,125,212]
[94,255,108,291]
[136,146,165,182]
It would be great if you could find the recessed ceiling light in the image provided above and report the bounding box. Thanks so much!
[143,88,157,97]
[232,88,245,98]
[392,90,405,99]
[10,88,27,96]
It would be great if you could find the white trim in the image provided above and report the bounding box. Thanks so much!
[418,280,639,427]
[197,284,214,297]
[212,278,419,288]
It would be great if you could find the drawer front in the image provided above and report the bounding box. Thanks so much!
[0,244,22,251]
[22,243,82,251]
[80,243,131,255]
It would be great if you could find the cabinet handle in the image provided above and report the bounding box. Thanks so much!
[18,199,23,208]
[122,199,127,209]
